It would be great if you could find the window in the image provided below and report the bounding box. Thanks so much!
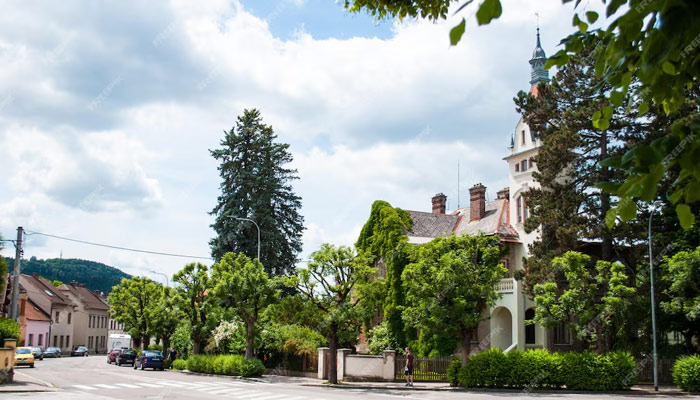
[524,197,529,220]
[110,320,113,330]
[525,309,536,345]
[44,289,54,297]
[554,322,571,345]
[53,335,57,347]
[66,335,70,348]
[521,130,525,144]
[517,196,523,223]
[515,163,520,172]
[88,336,92,348]
[529,158,534,168]
[28,334,34,346]
[55,311,60,323]
[38,334,43,346]
[521,159,528,171]
[68,313,71,324]
[60,335,64,347]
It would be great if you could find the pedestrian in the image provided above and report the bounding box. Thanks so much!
[404,347,414,387]
[169,347,177,369]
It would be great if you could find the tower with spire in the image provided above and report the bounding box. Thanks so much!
[529,27,549,92]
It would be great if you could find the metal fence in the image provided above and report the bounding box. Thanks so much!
[636,359,675,385]
[394,355,454,382]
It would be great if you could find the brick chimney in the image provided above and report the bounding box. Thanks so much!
[469,183,487,220]
[497,187,510,200]
[431,193,447,214]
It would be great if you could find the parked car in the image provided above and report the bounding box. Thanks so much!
[134,350,164,371]
[71,346,89,357]
[14,347,35,368]
[107,348,123,364]
[43,347,61,358]
[30,346,44,360]
[117,349,137,366]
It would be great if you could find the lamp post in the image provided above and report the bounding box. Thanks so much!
[648,202,660,392]
[230,216,261,260]
[149,271,170,287]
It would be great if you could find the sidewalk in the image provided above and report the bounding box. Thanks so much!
[0,370,59,393]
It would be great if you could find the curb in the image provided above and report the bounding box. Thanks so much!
[170,369,267,383]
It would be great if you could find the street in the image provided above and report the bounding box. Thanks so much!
[3,355,694,400]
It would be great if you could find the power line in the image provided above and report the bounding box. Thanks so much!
[24,229,213,260]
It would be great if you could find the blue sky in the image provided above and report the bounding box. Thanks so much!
[0,0,603,279]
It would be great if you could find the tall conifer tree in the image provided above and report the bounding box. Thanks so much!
[210,109,304,276]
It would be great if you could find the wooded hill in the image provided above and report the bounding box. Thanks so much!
[6,257,131,294]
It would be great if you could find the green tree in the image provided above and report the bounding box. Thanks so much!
[287,244,377,384]
[344,0,700,228]
[402,234,506,365]
[172,262,214,354]
[108,277,162,348]
[152,286,180,352]
[209,108,304,276]
[532,251,636,354]
[661,246,700,350]
[356,200,413,350]
[211,252,278,359]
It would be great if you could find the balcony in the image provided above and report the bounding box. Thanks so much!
[495,278,515,293]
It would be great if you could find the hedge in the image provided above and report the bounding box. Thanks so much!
[457,349,636,391]
[447,358,461,387]
[673,355,700,392]
[185,355,265,377]
[172,359,187,370]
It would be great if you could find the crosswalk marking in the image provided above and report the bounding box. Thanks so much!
[71,385,96,390]
[114,383,141,388]
[136,382,164,387]
[94,384,119,389]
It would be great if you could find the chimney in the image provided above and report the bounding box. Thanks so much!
[79,284,85,288]
[497,187,510,200]
[431,193,447,214]
[70,281,79,287]
[93,290,100,296]
[469,183,487,220]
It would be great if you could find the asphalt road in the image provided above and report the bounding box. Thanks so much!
[5,355,693,399]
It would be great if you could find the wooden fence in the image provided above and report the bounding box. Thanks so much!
[394,355,454,382]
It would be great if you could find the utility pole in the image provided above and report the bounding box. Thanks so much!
[9,226,23,321]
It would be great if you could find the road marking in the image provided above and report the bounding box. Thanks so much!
[94,384,119,389]
[114,383,141,388]
[71,385,96,390]
[137,382,165,387]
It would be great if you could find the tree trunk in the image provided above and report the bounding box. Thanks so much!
[600,130,613,262]
[192,339,201,354]
[143,335,151,350]
[595,323,604,355]
[460,328,472,366]
[133,338,142,349]
[162,337,171,353]
[245,320,255,359]
[328,324,339,384]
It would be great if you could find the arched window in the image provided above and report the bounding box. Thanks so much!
[525,309,536,344]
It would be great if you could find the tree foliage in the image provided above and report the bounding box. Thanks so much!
[172,262,215,354]
[211,252,278,359]
[287,243,377,384]
[7,257,130,294]
[344,0,700,228]
[661,246,700,325]
[356,200,413,350]
[402,234,505,364]
[108,277,162,348]
[532,251,636,354]
[209,108,304,276]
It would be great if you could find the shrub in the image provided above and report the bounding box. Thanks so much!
[458,349,635,391]
[240,358,265,377]
[674,355,700,392]
[447,358,462,387]
[172,359,187,370]
[0,317,20,343]
[185,354,249,376]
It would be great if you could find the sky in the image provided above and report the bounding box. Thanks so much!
[0,0,604,281]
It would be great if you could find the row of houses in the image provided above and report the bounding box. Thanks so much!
[9,273,118,354]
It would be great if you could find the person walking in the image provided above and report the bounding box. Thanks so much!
[404,347,414,387]
[168,347,177,369]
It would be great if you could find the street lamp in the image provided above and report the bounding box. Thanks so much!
[149,270,170,287]
[230,216,261,260]
[648,201,661,392]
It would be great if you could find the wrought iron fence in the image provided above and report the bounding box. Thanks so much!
[636,358,675,385]
[394,355,454,382]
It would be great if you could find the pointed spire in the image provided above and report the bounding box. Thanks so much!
[529,26,549,88]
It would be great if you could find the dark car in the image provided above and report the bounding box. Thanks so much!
[71,346,89,357]
[107,348,122,364]
[30,346,44,360]
[117,349,137,366]
[134,350,164,371]
[43,347,61,358]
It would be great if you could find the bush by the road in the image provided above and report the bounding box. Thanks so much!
[172,359,187,370]
[457,349,636,391]
[0,317,20,343]
[674,355,700,392]
[185,354,264,377]
[446,358,461,387]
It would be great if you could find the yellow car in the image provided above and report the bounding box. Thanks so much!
[15,347,35,368]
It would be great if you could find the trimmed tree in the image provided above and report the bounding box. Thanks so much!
[172,262,214,354]
[287,244,377,384]
[108,277,162,348]
[211,252,278,359]
[402,234,506,365]
[209,108,304,276]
